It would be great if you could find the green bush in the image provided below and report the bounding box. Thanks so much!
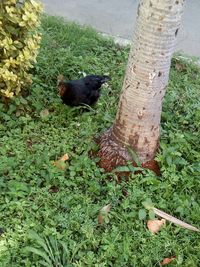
[0,0,43,98]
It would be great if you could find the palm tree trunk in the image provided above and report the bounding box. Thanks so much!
[98,0,185,172]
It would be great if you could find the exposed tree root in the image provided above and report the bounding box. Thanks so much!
[97,127,160,176]
[97,127,132,172]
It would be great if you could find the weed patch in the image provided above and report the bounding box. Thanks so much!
[0,16,199,266]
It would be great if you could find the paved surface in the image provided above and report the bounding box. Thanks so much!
[41,0,200,57]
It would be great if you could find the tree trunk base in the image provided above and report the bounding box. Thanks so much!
[97,127,132,172]
[97,127,160,176]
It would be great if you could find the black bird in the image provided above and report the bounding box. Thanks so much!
[57,74,111,107]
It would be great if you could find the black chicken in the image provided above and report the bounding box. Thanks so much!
[57,74,111,107]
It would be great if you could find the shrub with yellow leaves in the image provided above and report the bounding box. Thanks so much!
[0,0,43,99]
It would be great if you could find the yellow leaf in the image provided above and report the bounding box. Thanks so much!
[161,256,176,266]
[53,153,69,170]
[30,0,43,11]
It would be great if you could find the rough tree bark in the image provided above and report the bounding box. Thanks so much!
[98,0,186,172]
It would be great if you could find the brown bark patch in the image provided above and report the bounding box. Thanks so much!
[175,28,179,36]
[129,133,140,147]
[137,4,140,16]
[142,159,160,176]
[97,128,130,172]
[136,82,140,89]
[144,137,149,145]
[96,128,160,177]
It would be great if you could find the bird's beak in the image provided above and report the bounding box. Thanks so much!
[102,76,111,83]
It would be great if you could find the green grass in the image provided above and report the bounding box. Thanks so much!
[0,16,200,266]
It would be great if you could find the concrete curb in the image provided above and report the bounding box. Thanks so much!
[101,32,131,46]
[100,32,200,66]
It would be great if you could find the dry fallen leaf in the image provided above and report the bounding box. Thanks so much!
[175,62,185,71]
[16,110,21,117]
[147,219,166,234]
[53,153,69,170]
[160,256,176,266]
[40,109,49,118]
[153,208,200,232]
[98,204,111,224]
[48,185,59,193]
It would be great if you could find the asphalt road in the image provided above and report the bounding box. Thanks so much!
[41,0,200,57]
